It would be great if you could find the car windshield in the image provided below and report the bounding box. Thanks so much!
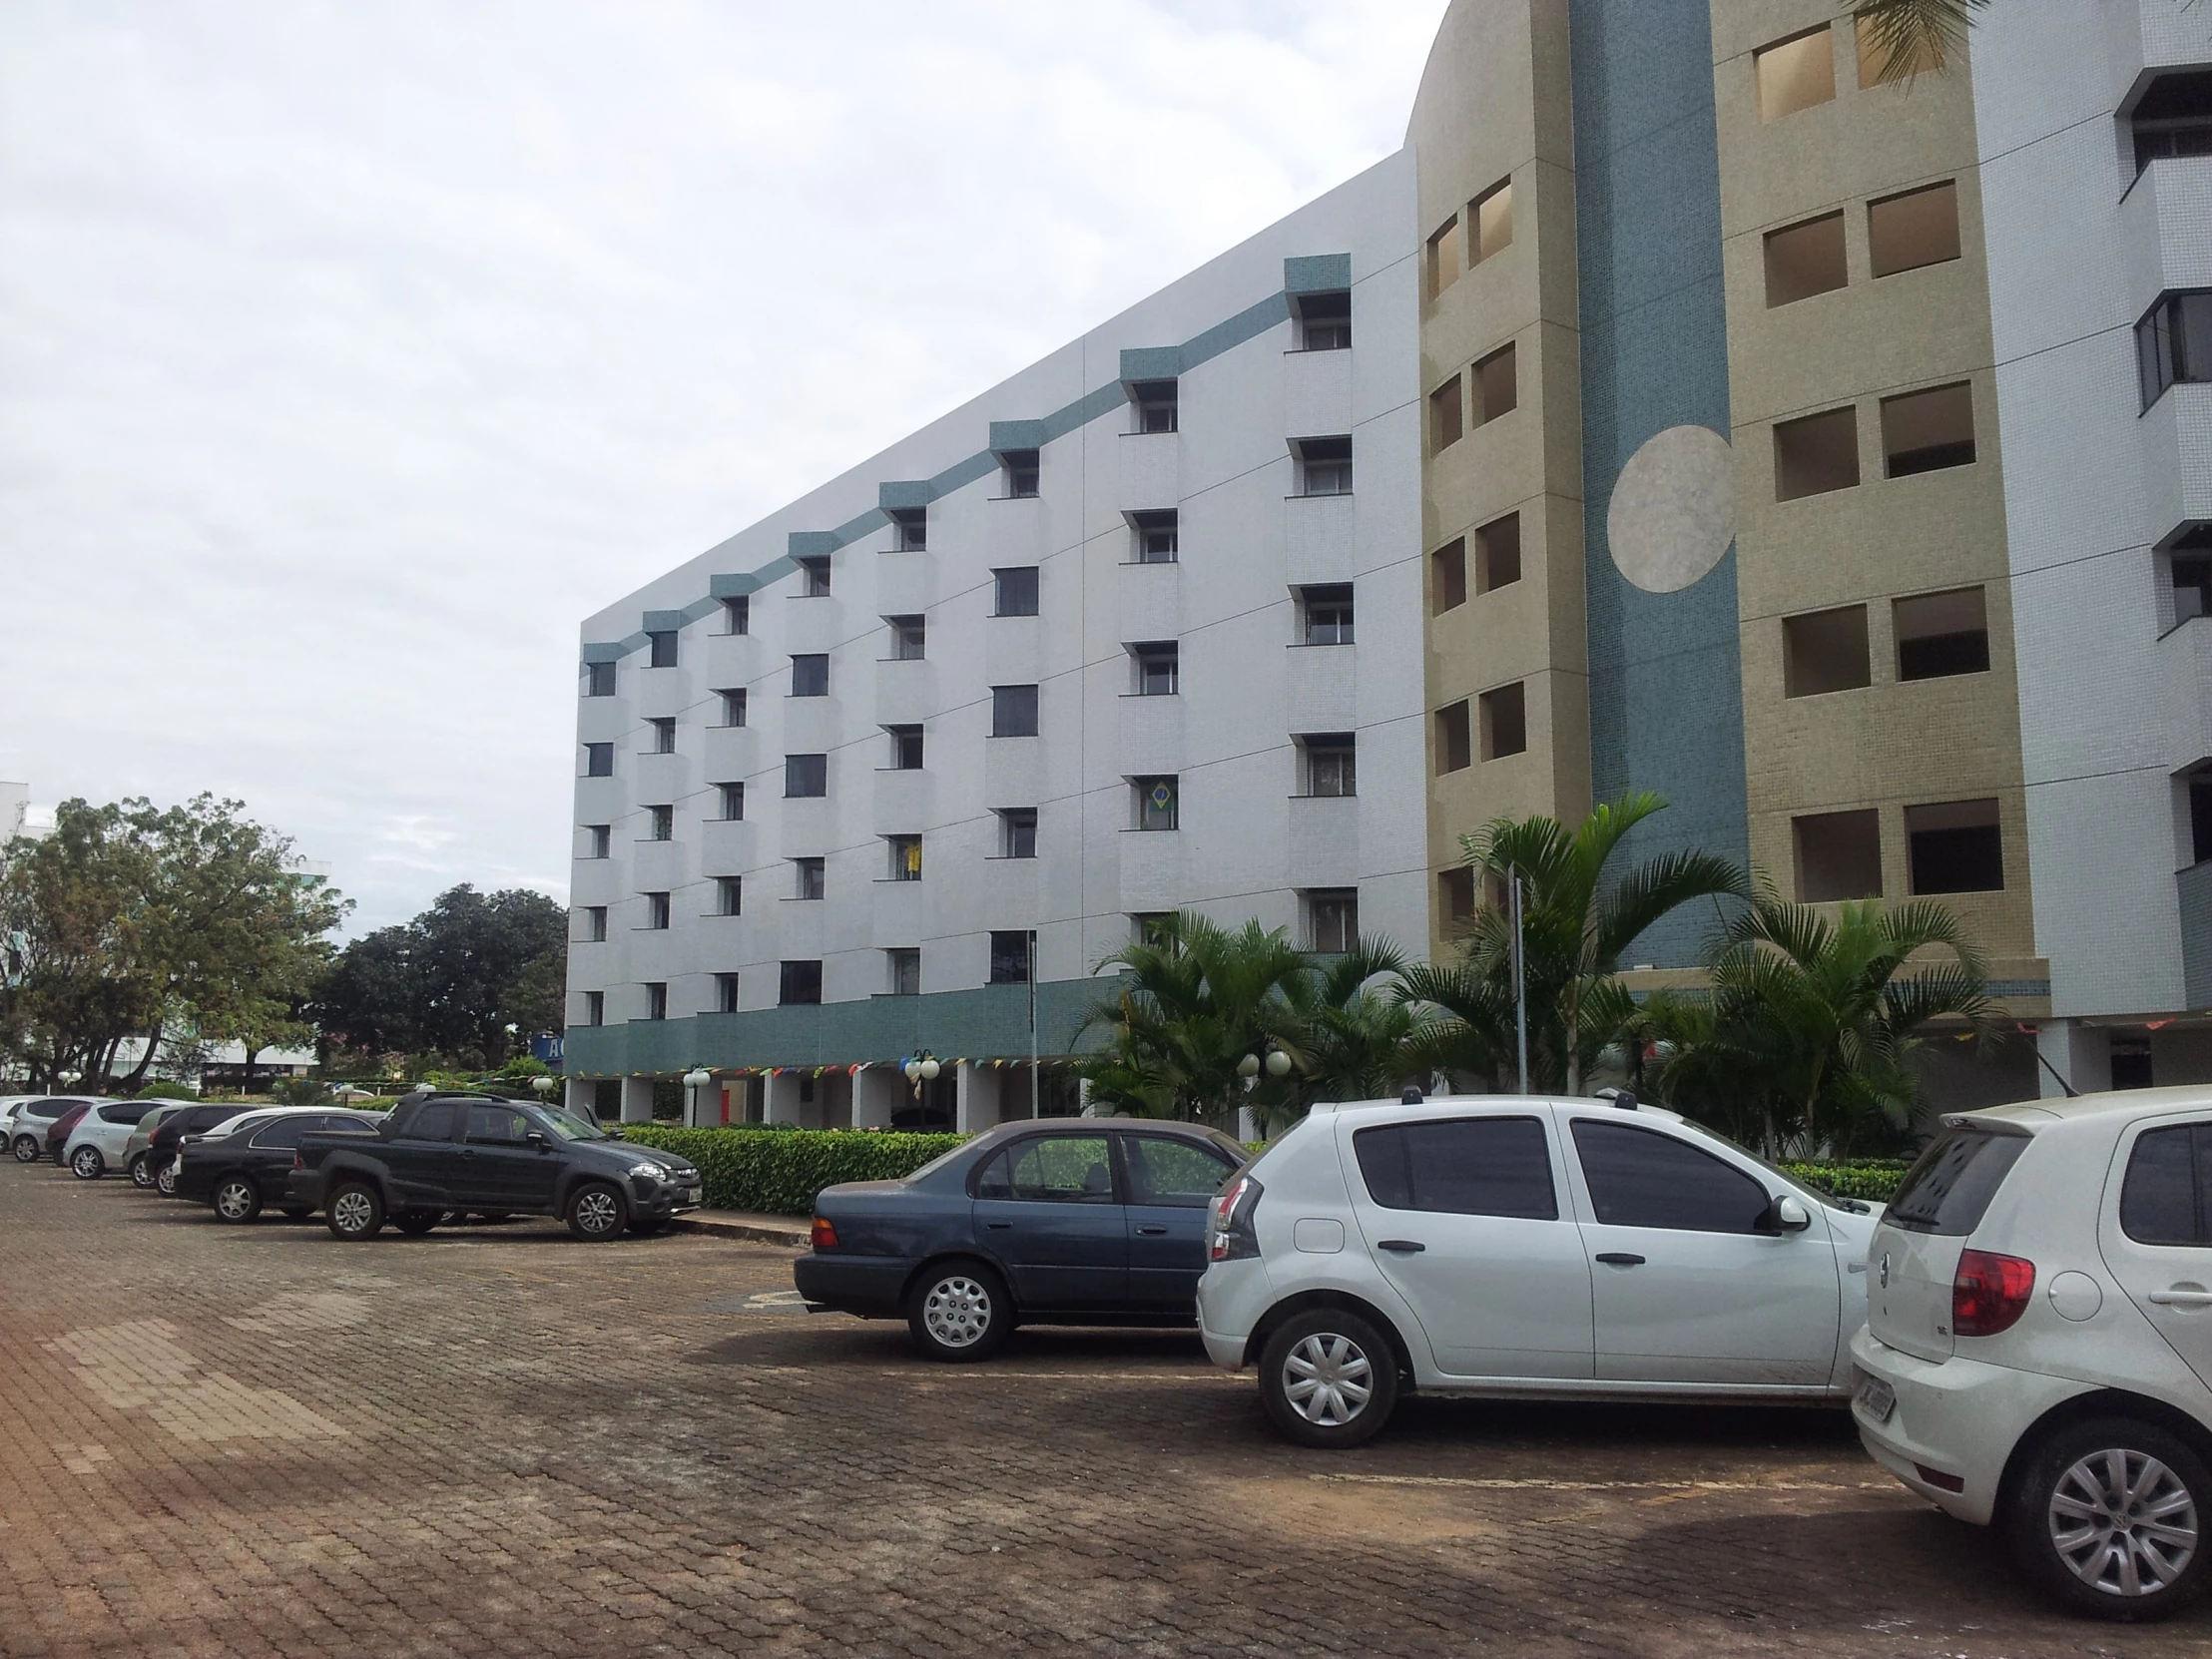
[528,1106,607,1142]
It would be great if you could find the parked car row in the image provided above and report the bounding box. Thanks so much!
[797,1086,2212,1621]
[3,1088,702,1242]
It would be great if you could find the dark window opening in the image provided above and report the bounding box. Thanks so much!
[1308,889,1359,953]
[887,835,921,882]
[717,974,741,1015]
[644,891,670,929]
[886,948,920,997]
[584,990,603,1027]
[1134,776,1178,831]
[648,717,675,754]
[797,556,831,597]
[1435,701,1471,773]
[1775,406,1861,499]
[717,687,747,727]
[998,808,1037,858]
[1765,211,1847,306]
[1480,682,1527,761]
[887,615,925,659]
[1476,513,1521,593]
[1869,182,1960,278]
[1439,866,1476,925]
[1472,342,1516,424]
[2173,530,2212,623]
[584,743,614,778]
[1131,509,1179,563]
[992,684,1039,738]
[1296,289,1352,350]
[1302,583,1354,644]
[1782,605,1872,697]
[887,725,923,770]
[1432,538,1466,612]
[648,630,678,668]
[1430,375,1463,451]
[1896,587,1989,680]
[718,875,743,916]
[1301,734,1356,798]
[584,661,615,697]
[1132,379,1178,433]
[1000,448,1040,498]
[1907,798,2003,893]
[586,825,611,859]
[791,654,829,697]
[644,982,668,1021]
[785,754,828,798]
[1296,435,1353,496]
[2131,69,2212,173]
[1130,641,1178,697]
[722,595,749,634]
[779,960,823,1005]
[2138,290,2212,409]
[718,782,744,821]
[2111,1039,2155,1091]
[994,565,1039,616]
[890,507,927,551]
[1794,809,1883,901]
[647,805,673,841]
[794,857,826,900]
[1883,382,1976,477]
[989,929,1032,984]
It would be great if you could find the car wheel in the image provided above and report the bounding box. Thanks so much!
[12,1134,39,1163]
[129,1154,156,1189]
[279,1206,312,1221]
[905,1262,1010,1362]
[567,1181,628,1241]
[212,1177,263,1224]
[2010,1415,2211,1620]
[325,1182,385,1241]
[1257,1308,1400,1448]
[155,1158,180,1197]
[70,1146,104,1180]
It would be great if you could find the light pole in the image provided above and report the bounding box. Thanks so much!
[1236,1048,1291,1140]
[1509,867,1529,1095]
[530,1074,554,1105]
[902,1053,940,1121]
[683,1066,713,1127]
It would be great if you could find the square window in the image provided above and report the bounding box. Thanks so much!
[716,973,741,1014]
[2173,531,2212,623]
[887,615,925,659]
[584,661,615,697]
[1302,735,1356,798]
[1756,25,1835,122]
[644,981,668,1021]
[887,725,923,770]
[1130,641,1178,696]
[1435,700,1471,773]
[1869,181,1960,277]
[998,808,1037,858]
[1426,214,1462,298]
[1438,866,1476,925]
[1782,605,1872,697]
[1480,682,1527,761]
[1296,289,1351,350]
[1774,406,1861,499]
[717,687,747,727]
[717,875,743,916]
[1896,587,1989,680]
[584,742,614,778]
[1475,513,1521,592]
[1000,448,1040,498]
[1302,583,1355,645]
[1131,509,1179,563]
[587,825,611,859]
[1308,890,1360,953]
[722,595,750,635]
[1794,810,1883,901]
[791,653,830,697]
[1132,379,1178,433]
[584,905,608,942]
[1430,375,1463,451]
[887,835,921,881]
[780,960,823,1005]
[1432,538,1467,612]
[584,990,604,1027]
[2186,768,2212,865]
[1907,798,2004,893]
[785,754,828,797]
[1472,178,1512,263]
[644,891,671,929]
[1473,343,1516,424]
[648,630,678,668]
[992,684,1039,738]
[797,556,831,597]
[1296,435,1353,496]
[994,566,1039,616]
[794,856,826,900]
[1882,382,1975,477]
[647,805,673,841]
[1764,212,1848,306]
[648,717,676,754]
[886,948,920,996]
[890,507,927,552]
[1131,911,1173,945]
[1134,776,1179,831]
[989,930,1033,985]
[718,782,745,821]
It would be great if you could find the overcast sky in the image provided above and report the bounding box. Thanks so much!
[1,0,1445,935]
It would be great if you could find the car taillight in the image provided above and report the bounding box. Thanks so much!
[1952,1249,2035,1337]
[811,1217,838,1252]
[292,1152,305,1171]
[1208,1174,1263,1263]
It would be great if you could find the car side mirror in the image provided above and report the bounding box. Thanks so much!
[526,1130,549,1150]
[605,1128,624,1141]
[1762,1194,1812,1234]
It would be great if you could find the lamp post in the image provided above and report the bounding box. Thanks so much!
[530,1074,554,1102]
[1509,867,1529,1095]
[683,1066,713,1128]
[901,1052,940,1117]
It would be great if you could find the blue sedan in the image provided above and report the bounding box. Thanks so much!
[794,1118,1249,1360]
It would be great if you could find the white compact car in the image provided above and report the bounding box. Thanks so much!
[61,1099,165,1179]
[6,1096,102,1162]
[1198,1090,1877,1448]
[1852,1090,2212,1620]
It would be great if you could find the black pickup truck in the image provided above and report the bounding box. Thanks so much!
[288,1090,701,1241]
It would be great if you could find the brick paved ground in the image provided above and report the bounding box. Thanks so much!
[2,1162,2206,1658]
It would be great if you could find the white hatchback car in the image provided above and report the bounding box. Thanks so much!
[61,1099,165,1179]
[1852,1090,2212,1620]
[1198,1091,1877,1447]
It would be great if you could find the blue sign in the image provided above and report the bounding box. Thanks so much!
[530,1035,564,1068]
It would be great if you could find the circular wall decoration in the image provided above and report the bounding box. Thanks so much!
[1606,424,1736,594]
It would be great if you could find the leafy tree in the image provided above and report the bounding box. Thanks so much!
[1640,893,1999,1158]
[312,884,566,1067]
[1285,940,1420,1108]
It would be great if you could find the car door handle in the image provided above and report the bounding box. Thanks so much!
[1377,1239,1424,1254]
[1135,1225,1169,1236]
[984,1221,1011,1230]
[2148,1286,2212,1307]
[1595,1253,1646,1267]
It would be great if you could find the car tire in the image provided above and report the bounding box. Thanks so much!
[325,1182,385,1241]
[2009,1415,2211,1620]
[1257,1308,1400,1449]
[70,1146,104,1180]
[129,1154,157,1189]
[394,1209,439,1236]
[212,1177,263,1224]
[905,1261,1011,1362]
[12,1134,40,1163]
[154,1158,180,1197]
[567,1181,628,1242]
[279,1206,312,1221]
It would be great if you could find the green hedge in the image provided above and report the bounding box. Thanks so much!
[617,1126,966,1216]
[1782,1160,1912,1203]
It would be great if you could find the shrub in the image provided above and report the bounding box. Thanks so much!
[133,1081,199,1101]
[1783,1159,1912,1203]
[617,1125,965,1216]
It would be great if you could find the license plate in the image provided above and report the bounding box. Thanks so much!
[1854,1371,1896,1423]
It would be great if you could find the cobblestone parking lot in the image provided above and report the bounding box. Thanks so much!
[2,1166,2207,1659]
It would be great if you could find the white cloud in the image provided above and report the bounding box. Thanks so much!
[0,0,1444,932]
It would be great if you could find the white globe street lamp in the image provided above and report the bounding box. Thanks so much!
[1266,1048,1293,1078]
[684,1066,713,1126]
[530,1074,555,1098]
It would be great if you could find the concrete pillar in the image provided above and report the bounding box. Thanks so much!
[620,1076,655,1123]
[686,1076,720,1128]
[564,1077,595,1118]
[853,1067,897,1129]
[823,1072,853,1129]
[2038,1019,2113,1098]
[956,1061,998,1135]
[1077,1076,1095,1117]
[767,1070,807,1125]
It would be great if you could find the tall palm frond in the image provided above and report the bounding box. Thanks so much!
[1853,0,1988,86]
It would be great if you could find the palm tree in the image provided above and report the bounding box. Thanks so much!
[1854,0,1987,85]
[1393,960,1515,1093]
[1450,794,1747,1095]
[1642,892,2000,1158]
[1286,940,1420,1109]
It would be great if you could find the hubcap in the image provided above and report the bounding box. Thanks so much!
[217,1182,255,1220]
[2049,1447,2200,1597]
[13,1138,35,1162]
[157,1160,178,1194]
[331,1190,374,1234]
[131,1159,152,1188]
[1282,1333,1375,1426]
[73,1149,98,1176]
[575,1189,619,1234]
[922,1277,992,1348]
